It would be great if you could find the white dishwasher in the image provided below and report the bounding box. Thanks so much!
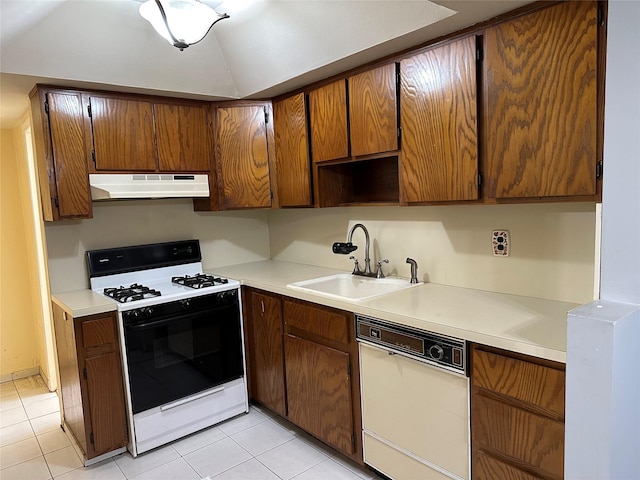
[357,315,470,480]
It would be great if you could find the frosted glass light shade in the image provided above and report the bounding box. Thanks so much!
[139,0,228,49]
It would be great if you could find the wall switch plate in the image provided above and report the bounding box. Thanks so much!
[492,230,510,256]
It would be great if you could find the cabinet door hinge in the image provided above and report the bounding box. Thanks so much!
[53,196,60,208]
[598,5,605,26]
[352,433,356,448]
[83,368,87,380]
[263,106,269,124]
[347,363,352,377]
[87,104,92,118]
[89,431,94,444]
[478,172,483,186]
[397,126,402,142]
[596,161,604,180]
[476,43,483,62]
[270,191,274,200]
[44,100,49,115]
[91,150,96,165]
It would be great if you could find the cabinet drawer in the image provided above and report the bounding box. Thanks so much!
[81,315,116,348]
[283,300,350,344]
[473,450,543,480]
[472,394,564,479]
[472,349,565,418]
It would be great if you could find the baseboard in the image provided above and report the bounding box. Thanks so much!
[0,366,41,384]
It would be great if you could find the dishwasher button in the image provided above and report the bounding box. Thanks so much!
[370,328,381,339]
[453,348,462,366]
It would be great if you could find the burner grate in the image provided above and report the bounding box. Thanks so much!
[104,284,162,303]
[172,274,229,289]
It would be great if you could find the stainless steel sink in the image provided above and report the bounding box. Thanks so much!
[287,273,421,302]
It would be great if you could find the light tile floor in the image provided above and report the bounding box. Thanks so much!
[1,376,383,480]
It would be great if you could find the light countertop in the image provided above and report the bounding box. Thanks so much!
[51,260,578,363]
[52,290,117,318]
[210,260,578,363]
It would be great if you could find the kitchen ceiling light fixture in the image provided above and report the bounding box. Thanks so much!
[139,0,229,51]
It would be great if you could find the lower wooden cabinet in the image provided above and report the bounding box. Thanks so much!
[52,303,128,460]
[243,288,362,463]
[284,334,354,454]
[470,343,565,480]
[245,289,286,416]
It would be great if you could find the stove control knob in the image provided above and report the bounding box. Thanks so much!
[180,299,191,309]
[142,307,154,318]
[429,345,444,361]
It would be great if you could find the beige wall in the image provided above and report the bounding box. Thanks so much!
[268,203,597,304]
[44,200,272,293]
[0,128,43,379]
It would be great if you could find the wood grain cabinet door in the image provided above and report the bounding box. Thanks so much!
[154,103,213,172]
[248,291,286,416]
[273,94,312,207]
[284,334,355,455]
[88,95,157,171]
[348,63,398,157]
[215,104,272,209]
[85,352,128,456]
[77,313,128,459]
[309,80,349,163]
[484,1,598,199]
[400,36,479,203]
[44,91,93,219]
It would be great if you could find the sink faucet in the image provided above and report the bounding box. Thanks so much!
[332,223,374,277]
[347,223,373,276]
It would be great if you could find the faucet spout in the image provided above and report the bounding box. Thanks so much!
[347,223,373,275]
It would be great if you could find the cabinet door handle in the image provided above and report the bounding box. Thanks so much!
[261,300,265,314]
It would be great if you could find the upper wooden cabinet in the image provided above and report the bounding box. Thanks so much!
[88,95,156,171]
[87,94,213,173]
[308,80,349,163]
[483,1,600,200]
[214,103,274,210]
[400,36,479,203]
[155,103,213,172]
[309,64,399,164]
[273,93,313,207]
[29,87,93,221]
[349,63,398,157]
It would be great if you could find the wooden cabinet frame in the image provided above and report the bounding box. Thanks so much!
[52,305,128,460]
[243,287,363,464]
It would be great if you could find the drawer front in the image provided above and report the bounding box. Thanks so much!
[472,394,564,479]
[473,450,544,480]
[472,349,565,418]
[81,315,116,348]
[283,300,350,344]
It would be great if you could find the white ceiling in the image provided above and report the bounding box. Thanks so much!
[0,0,532,128]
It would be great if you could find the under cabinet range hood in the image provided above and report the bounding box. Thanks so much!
[89,174,209,200]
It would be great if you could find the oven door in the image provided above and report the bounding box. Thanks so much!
[122,294,244,414]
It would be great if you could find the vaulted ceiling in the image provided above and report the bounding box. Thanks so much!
[0,0,531,128]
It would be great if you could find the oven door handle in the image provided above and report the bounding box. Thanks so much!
[159,385,225,411]
[125,307,222,330]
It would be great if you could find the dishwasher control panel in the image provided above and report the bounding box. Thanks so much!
[356,315,466,374]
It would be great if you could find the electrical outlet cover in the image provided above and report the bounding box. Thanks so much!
[492,230,510,257]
